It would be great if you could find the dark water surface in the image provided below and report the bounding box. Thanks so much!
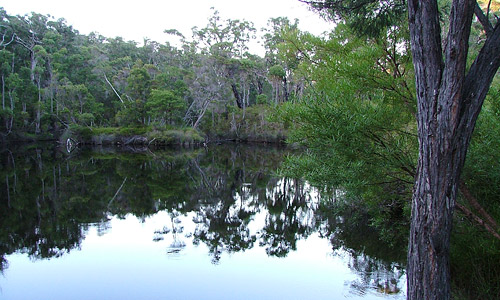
[0,143,406,299]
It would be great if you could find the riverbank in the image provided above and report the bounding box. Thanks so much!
[1,105,288,147]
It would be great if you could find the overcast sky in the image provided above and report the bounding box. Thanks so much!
[2,0,334,55]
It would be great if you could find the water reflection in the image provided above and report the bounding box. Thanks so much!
[0,143,406,299]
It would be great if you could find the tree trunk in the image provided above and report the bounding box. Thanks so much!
[36,77,42,134]
[104,73,125,104]
[35,102,41,134]
[30,51,37,84]
[257,78,263,95]
[1,73,5,110]
[193,99,210,129]
[231,83,243,109]
[48,59,54,113]
[407,1,500,299]
[283,76,289,102]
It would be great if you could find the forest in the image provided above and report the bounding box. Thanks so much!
[1,1,500,299]
[0,7,297,144]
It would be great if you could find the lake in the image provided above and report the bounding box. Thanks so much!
[0,143,406,300]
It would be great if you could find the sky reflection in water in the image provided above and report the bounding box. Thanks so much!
[0,144,406,300]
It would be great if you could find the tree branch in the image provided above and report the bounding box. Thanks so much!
[459,181,499,230]
[107,177,127,210]
[459,21,500,142]
[0,25,16,47]
[408,0,444,123]
[456,202,500,241]
[474,2,493,36]
[103,73,124,104]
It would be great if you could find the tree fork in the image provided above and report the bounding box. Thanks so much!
[407,1,500,299]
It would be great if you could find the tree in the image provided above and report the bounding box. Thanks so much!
[263,18,303,103]
[268,64,286,104]
[123,59,151,125]
[302,0,500,299]
[147,89,185,125]
[191,9,260,110]
[276,22,416,245]
[184,55,227,129]
[406,1,500,299]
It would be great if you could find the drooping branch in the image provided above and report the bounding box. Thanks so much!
[456,202,500,241]
[459,181,499,230]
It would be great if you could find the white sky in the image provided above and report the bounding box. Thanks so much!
[1,0,334,55]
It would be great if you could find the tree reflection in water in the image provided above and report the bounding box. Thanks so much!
[0,143,406,296]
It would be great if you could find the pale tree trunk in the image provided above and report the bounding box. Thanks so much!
[48,59,55,113]
[283,76,289,102]
[193,99,210,129]
[104,73,124,104]
[35,76,42,134]
[30,51,37,84]
[407,1,500,299]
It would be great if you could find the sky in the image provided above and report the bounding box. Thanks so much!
[1,0,335,55]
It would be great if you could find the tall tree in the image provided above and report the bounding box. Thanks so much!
[407,1,500,299]
[303,0,500,299]
[191,8,259,109]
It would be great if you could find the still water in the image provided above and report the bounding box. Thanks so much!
[0,144,406,300]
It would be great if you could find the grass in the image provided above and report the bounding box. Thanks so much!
[68,125,205,146]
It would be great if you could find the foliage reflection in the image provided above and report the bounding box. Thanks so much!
[0,143,405,296]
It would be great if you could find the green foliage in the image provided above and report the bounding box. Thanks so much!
[306,0,407,38]
[147,89,186,125]
[268,65,286,79]
[199,104,287,143]
[448,88,500,299]
[450,217,500,299]
[288,5,500,297]
[256,94,269,105]
[274,23,416,243]
[0,8,285,139]
[127,59,151,101]
[147,127,205,145]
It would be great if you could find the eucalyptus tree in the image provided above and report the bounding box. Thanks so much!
[184,54,228,129]
[0,49,12,110]
[0,49,16,133]
[0,12,15,118]
[0,8,16,48]
[8,13,52,133]
[11,13,48,84]
[268,64,286,104]
[405,2,500,299]
[56,79,102,126]
[262,17,308,103]
[191,9,260,110]
[302,1,500,299]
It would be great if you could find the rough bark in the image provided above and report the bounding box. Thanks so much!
[407,1,500,299]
